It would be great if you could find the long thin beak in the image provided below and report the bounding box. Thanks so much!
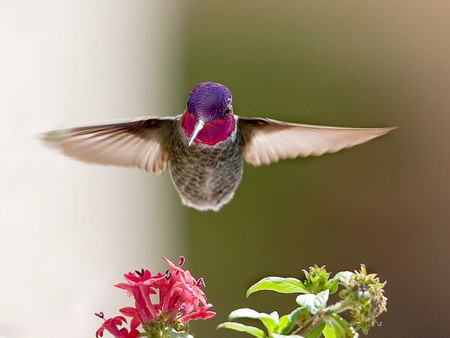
[188,119,205,147]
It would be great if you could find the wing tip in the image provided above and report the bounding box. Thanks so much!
[39,129,69,144]
[379,126,397,134]
[369,126,397,139]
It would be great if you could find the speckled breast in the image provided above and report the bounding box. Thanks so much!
[168,123,244,211]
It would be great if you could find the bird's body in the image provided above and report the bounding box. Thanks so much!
[168,120,243,211]
[43,82,394,211]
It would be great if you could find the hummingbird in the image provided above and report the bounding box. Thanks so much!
[43,82,394,211]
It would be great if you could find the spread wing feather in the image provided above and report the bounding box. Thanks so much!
[238,117,395,166]
[42,117,176,174]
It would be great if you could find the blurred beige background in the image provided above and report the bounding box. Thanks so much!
[0,1,182,337]
[1,1,449,337]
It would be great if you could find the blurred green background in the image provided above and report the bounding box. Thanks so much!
[177,1,449,337]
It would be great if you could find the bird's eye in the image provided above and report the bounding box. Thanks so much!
[221,104,232,118]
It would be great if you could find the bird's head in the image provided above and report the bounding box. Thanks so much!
[182,82,236,146]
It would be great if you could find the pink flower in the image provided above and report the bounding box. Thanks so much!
[96,257,215,337]
[155,257,216,325]
[115,269,166,322]
[118,307,141,333]
[95,312,139,338]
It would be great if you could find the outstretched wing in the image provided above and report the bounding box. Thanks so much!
[238,117,395,166]
[42,116,176,174]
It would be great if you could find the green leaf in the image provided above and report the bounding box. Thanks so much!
[247,277,307,297]
[323,324,337,338]
[278,307,303,334]
[325,278,339,294]
[296,290,329,315]
[272,334,304,338]
[325,314,358,338]
[218,322,266,338]
[229,308,279,333]
[229,308,271,320]
[164,327,194,338]
[334,271,354,287]
[304,322,326,338]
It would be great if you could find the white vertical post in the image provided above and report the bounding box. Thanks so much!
[0,1,182,337]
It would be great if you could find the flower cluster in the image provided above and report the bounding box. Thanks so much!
[219,264,387,338]
[302,265,338,294]
[96,257,215,338]
[339,264,388,334]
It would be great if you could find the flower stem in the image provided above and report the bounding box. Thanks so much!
[325,298,355,314]
[295,298,355,336]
